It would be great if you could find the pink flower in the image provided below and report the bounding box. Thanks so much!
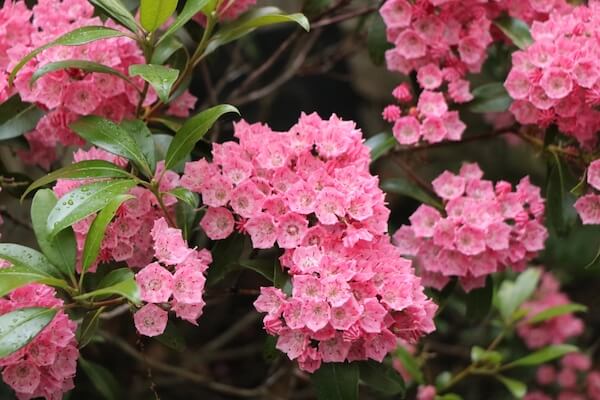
[417,91,448,117]
[380,0,412,28]
[409,205,441,238]
[417,63,443,90]
[135,262,174,303]
[540,68,573,99]
[382,104,402,122]
[393,116,421,145]
[587,160,600,191]
[432,171,466,200]
[200,207,235,240]
[395,29,426,59]
[134,304,168,337]
[151,218,194,265]
[245,213,278,249]
[173,266,206,304]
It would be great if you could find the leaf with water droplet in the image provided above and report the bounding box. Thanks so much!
[129,64,179,103]
[0,243,63,279]
[0,308,57,358]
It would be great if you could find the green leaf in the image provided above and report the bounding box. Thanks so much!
[469,82,512,113]
[153,133,187,173]
[77,308,105,349]
[70,116,152,176]
[436,394,463,400]
[206,234,249,286]
[79,358,122,400]
[89,0,139,32]
[367,13,393,66]
[81,194,134,273]
[495,268,541,322]
[395,346,424,384]
[471,346,503,367]
[22,160,132,200]
[47,179,137,237]
[31,190,77,277]
[381,178,443,210]
[239,258,278,282]
[30,60,134,87]
[466,276,494,322]
[311,362,359,400]
[170,187,199,209]
[129,64,179,103]
[496,375,526,399]
[205,7,310,56]
[76,268,140,304]
[140,0,178,32]
[0,266,70,297]
[154,321,186,352]
[359,361,405,396]
[0,95,44,141]
[0,244,63,279]
[151,35,184,65]
[494,16,533,50]
[9,26,127,84]
[158,0,212,45]
[527,303,587,325]
[120,120,157,173]
[165,104,239,169]
[365,132,395,162]
[0,308,57,358]
[503,345,578,369]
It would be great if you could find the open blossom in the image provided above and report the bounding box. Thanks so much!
[0,281,78,400]
[394,162,548,291]
[134,218,211,336]
[574,160,600,225]
[504,2,600,147]
[517,272,584,349]
[182,113,436,372]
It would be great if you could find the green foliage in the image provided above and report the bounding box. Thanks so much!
[0,266,69,297]
[465,276,494,322]
[503,344,578,369]
[365,132,396,162]
[527,303,587,324]
[494,16,533,50]
[129,64,180,103]
[495,269,541,322]
[469,82,512,113]
[120,120,157,173]
[311,362,359,400]
[359,361,405,396]
[0,308,57,358]
[158,0,214,45]
[77,308,105,349]
[79,358,122,400]
[496,375,526,398]
[30,60,134,87]
[76,268,140,304]
[155,321,187,352]
[0,95,44,141]
[382,178,443,210]
[140,0,178,32]
[395,346,424,384]
[89,0,139,32]
[0,243,64,279]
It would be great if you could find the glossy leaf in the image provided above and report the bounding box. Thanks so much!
[365,132,395,162]
[494,16,533,50]
[205,7,310,56]
[151,35,184,65]
[90,0,139,32]
[381,178,443,210]
[155,322,186,352]
[120,120,157,173]
[527,303,587,325]
[158,0,212,44]
[0,308,57,358]
[77,307,105,349]
[31,190,77,277]
[30,60,134,87]
[170,187,199,209]
[496,375,526,399]
[22,160,132,200]
[503,345,578,369]
[70,116,152,175]
[81,194,134,273]
[469,82,512,113]
[311,362,359,400]
[129,64,179,103]
[359,361,405,396]
[240,258,278,283]
[9,26,127,84]
[165,104,239,169]
[0,244,63,279]
[367,13,392,66]
[79,358,122,400]
[0,266,69,297]
[76,268,140,304]
[47,179,137,237]
[495,268,541,322]
[0,95,44,141]
[140,0,178,32]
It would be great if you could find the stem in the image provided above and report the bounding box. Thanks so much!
[150,184,177,228]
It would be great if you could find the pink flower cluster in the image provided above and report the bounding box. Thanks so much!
[134,218,212,337]
[394,163,548,291]
[574,159,600,225]
[0,0,197,169]
[379,0,570,145]
[0,283,78,400]
[517,272,583,349]
[525,353,600,400]
[504,2,600,147]
[53,148,179,270]
[181,113,436,371]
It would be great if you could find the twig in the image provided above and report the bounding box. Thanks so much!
[392,157,439,200]
[310,5,379,29]
[202,311,262,352]
[0,208,32,230]
[100,304,131,320]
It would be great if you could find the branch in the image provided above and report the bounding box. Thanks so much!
[310,5,379,29]
[202,311,262,352]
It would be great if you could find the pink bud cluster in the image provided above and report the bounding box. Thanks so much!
[525,352,600,400]
[53,148,179,270]
[181,113,437,372]
[504,2,600,147]
[574,159,600,225]
[134,218,212,337]
[517,272,583,349]
[394,163,548,291]
[0,0,197,169]
[0,283,78,400]
[379,0,570,145]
